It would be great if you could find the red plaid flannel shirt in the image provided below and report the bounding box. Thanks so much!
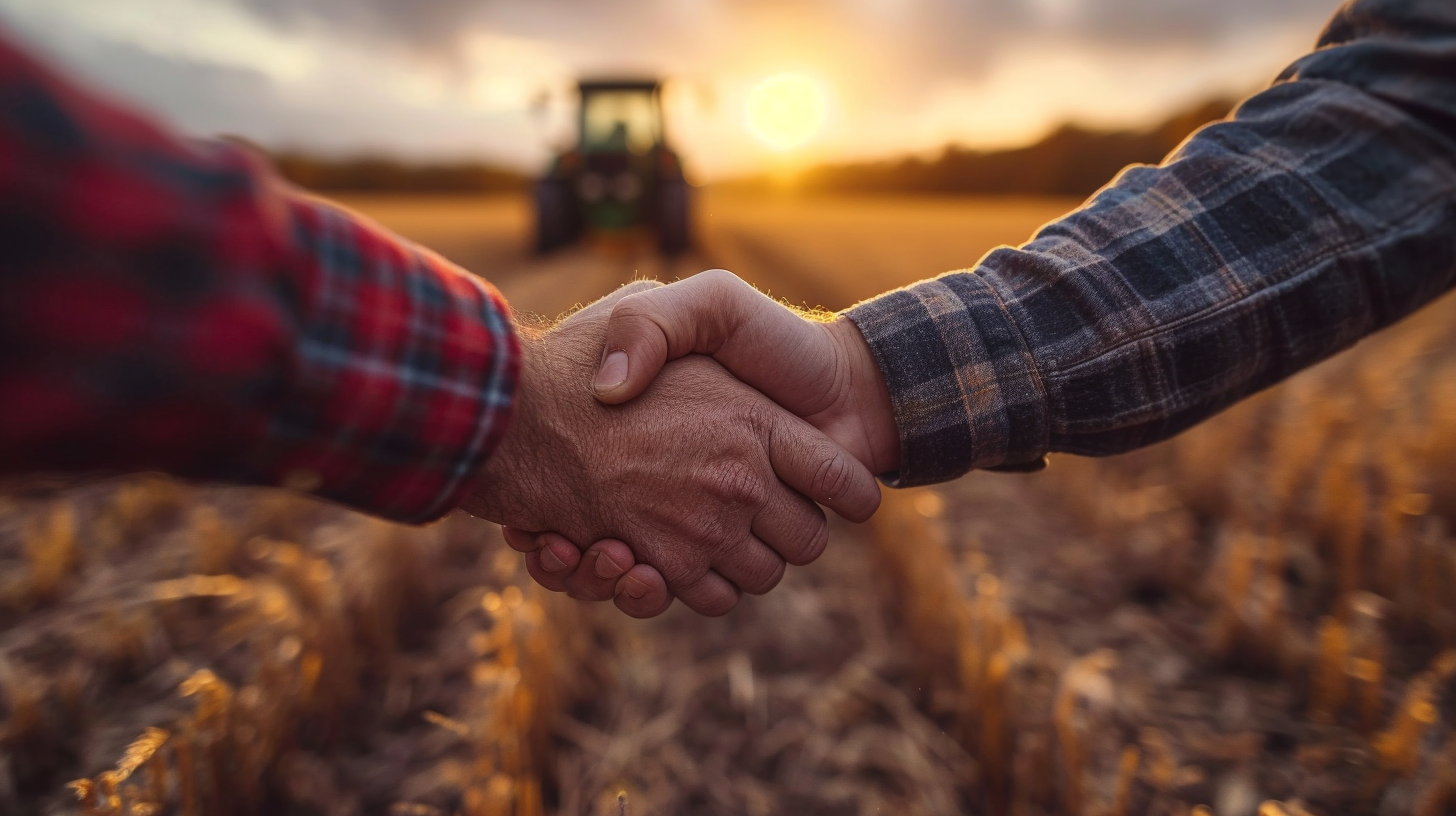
[0,35,520,523]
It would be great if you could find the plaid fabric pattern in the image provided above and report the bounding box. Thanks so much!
[0,35,519,522]
[847,0,1456,486]
[262,198,519,522]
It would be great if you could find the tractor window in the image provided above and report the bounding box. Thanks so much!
[582,91,659,154]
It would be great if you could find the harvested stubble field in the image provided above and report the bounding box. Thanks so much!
[3,192,1456,816]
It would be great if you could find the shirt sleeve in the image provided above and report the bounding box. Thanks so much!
[845,0,1456,486]
[0,33,519,523]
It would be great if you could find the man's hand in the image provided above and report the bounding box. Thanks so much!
[590,269,900,474]
[502,270,902,614]
[461,282,881,617]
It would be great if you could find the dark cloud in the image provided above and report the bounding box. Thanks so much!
[230,0,488,49]
[1060,0,1340,44]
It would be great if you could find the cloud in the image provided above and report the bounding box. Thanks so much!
[0,4,276,132]
[210,0,1341,152]
[1050,0,1339,44]
[225,0,1337,137]
[0,0,1343,179]
[227,0,488,50]
[0,2,552,165]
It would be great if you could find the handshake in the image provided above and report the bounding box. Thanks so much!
[461,269,901,618]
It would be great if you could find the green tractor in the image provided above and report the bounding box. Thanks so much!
[533,79,691,255]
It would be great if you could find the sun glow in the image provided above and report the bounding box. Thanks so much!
[745,74,828,152]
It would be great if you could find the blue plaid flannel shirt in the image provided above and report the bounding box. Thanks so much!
[847,0,1456,485]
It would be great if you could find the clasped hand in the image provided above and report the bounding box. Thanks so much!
[461,274,896,617]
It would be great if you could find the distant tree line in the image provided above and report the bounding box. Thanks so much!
[732,98,1236,197]
[263,97,1232,196]
[270,154,531,194]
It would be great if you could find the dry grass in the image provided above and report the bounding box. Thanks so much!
[1027,291,1456,814]
[9,284,1456,815]
[0,480,579,815]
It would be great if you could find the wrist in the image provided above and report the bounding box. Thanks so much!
[827,316,901,476]
[464,330,574,527]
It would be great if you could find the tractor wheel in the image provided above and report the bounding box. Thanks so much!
[657,178,691,256]
[533,178,580,253]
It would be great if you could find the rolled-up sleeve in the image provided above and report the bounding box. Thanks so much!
[847,0,1456,486]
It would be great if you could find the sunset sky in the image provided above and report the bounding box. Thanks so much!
[0,0,1339,180]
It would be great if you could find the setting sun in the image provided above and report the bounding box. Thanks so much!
[745,73,828,152]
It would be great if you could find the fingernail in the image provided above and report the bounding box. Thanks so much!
[540,546,567,572]
[594,550,624,579]
[621,575,650,599]
[594,351,629,393]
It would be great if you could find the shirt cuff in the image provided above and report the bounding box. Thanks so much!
[844,272,1049,486]
[251,195,520,523]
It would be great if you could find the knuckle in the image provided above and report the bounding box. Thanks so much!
[742,557,786,595]
[698,268,739,290]
[710,461,769,508]
[689,583,740,617]
[741,399,778,438]
[701,518,738,552]
[813,450,856,502]
[786,516,830,566]
[611,292,679,356]
[611,293,655,328]
[658,553,709,589]
[676,507,734,555]
[693,269,757,338]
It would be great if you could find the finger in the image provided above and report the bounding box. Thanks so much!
[519,532,588,595]
[529,553,611,602]
[524,551,572,594]
[673,569,742,617]
[712,536,787,596]
[753,489,830,566]
[501,526,544,553]
[766,414,882,523]
[559,539,639,602]
[541,535,582,573]
[614,565,674,618]
[596,269,834,407]
[506,528,589,591]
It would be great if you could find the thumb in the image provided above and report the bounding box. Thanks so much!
[560,279,664,328]
[593,269,837,410]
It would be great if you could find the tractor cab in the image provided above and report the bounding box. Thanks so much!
[534,80,691,255]
[580,81,661,154]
